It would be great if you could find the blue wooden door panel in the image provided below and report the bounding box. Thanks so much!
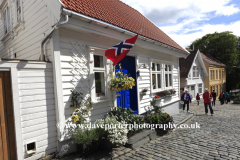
[115,56,138,114]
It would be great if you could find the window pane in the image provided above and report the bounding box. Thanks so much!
[168,65,171,71]
[219,71,221,79]
[152,74,156,89]
[7,7,11,32]
[95,72,105,97]
[165,65,168,71]
[157,64,160,71]
[165,74,168,87]
[4,10,7,34]
[152,63,155,71]
[157,74,161,88]
[169,74,172,86]
[198,84,202,93]
[94,55,104,68]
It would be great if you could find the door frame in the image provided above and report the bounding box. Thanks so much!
[0,67,23,160]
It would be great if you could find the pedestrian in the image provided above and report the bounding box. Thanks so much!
[180,89,192,113]
[203,88,214,116]
[211,89,216,106]
[196,93,200,105]
[219,92,225,105]
[225,92,230,104]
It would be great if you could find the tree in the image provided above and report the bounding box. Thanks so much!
[189,31,240,91]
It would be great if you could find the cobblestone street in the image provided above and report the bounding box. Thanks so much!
[114,101,240,160]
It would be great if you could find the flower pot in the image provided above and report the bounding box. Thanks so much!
[77,141,99,157]
[141,92,147,95]
[155,129,168,136]
[99,139,112,150]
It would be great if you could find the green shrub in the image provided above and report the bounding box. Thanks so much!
[73,128,103,149]
[107,106,144,133]
[235,93,240,101]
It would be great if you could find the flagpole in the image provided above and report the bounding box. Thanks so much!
[138,29,142,35]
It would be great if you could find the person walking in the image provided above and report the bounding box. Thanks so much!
[219,92,225,105]
[180,89,192,113]
[225,92,230,104]
[196,93,200,105]
[203,88,214,116]
[211,90,216,106]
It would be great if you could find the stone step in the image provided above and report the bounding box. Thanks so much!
[128,130,152,144]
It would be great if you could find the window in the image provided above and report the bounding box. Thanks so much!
[93,55,105,97]
[3,7,11,35]
[216,70,218,80]
[198,84,202,93]
[193,66,199,78]
[165,64,172,87]
[212,86,215,92]
[219,70,221,80]
[16,0,22,23]
[210,70,215,80]
[216,86,218,95]
[152,62,161,90]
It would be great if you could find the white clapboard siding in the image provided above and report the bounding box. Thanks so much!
[14,64,58,160]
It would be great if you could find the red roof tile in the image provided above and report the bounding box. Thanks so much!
[61,0,187,52]
[200,52,226,67]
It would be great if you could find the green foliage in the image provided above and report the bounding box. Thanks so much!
[109,71,135,92]
[150,99,163,113]
[70,91,92,125]
[73,128,103,149]
[107,106,144,133]
[144,112,174,131]
[235,93,240,101]
[189,31,240,90]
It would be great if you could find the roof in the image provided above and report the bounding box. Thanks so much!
[179,50,197,78]
[200,52,226,67]
[61,0,187,53]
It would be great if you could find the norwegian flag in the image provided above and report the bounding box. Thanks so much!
[105,35,138,66]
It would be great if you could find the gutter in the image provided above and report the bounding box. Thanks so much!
[62,8,189,56]
[39,14,69,61]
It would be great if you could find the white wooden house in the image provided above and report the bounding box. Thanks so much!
[0,0,189,159]
[179,49,208,100]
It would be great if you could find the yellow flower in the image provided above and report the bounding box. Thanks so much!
[74,118,78,122]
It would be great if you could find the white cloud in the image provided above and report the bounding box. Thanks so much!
[121,0,240,47]
[162,21,240,47]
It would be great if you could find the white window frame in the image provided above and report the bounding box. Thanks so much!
[164,63,173,89]
[198,84,202,94]
[151,62,162,91]
[15,0,22,23]
[3,5,11,35]
[193,66,199,78]
[89,47,111,102]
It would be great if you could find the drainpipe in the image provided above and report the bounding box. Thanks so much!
[40,14,69,61]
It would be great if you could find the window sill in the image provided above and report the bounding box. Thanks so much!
[1,31,14,44]
[92,98,113,103]
[13,21,25,36]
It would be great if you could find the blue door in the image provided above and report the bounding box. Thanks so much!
[115,56,138,114]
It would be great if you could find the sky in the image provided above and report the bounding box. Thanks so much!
[120,0,240,48]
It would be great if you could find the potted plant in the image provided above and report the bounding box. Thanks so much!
[140,88,148,95]
[109,71,135,92]
[169,89,176,95]
[154,91,165,100]
[234,93,240,104]
[164,90,171,97]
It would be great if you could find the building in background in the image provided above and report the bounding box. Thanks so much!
[201,52,226,97]
[180,49,208,100]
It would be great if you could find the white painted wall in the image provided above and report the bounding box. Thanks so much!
[0,0,61,60]
[0,61,58,160]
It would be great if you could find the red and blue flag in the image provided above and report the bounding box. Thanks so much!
[105,35,138,66]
